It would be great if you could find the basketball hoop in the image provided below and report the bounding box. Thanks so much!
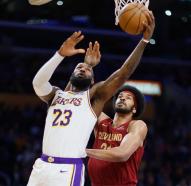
[115,0,150,25]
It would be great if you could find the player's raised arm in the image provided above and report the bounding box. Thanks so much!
[93,11,155,102]
[28,0,53,5]
[86,120,147,162]
[32,31,85,103]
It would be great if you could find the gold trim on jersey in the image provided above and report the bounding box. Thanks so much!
[87,90,97,119]
[67,91,84,95]
[67,91,76,95]
[68,164,75,186]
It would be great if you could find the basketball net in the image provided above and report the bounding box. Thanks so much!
[115,0,150,25]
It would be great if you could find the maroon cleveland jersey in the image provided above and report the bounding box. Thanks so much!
[88,118,144,186]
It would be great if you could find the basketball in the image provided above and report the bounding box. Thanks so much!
[119,3,149,35]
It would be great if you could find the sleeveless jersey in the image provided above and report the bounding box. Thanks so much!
[88,118,144,186]
[42,89,97,158]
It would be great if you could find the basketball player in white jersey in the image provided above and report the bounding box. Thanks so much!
[27,11,155,186]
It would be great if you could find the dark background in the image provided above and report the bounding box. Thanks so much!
[0,0,191,185]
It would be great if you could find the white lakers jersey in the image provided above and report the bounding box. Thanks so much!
[42,89,97,158]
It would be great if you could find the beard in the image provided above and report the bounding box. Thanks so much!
[114,105,134,114]
[70,73,92,90]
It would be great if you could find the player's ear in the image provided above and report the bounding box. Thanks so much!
[91,78,94,85]
[133,108,136,114]
[91,69,94,85]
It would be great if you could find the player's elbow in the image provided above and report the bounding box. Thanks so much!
[32,77,44,93]
[32,78,39,88]
[116,153,130,162]
[117,141,141,162]
[113,150,130,162]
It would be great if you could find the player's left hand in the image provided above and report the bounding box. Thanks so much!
[142,11,155,41]
[58,31,85,57]
[84,41,101,67]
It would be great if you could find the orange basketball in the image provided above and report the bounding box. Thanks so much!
[119,3,149,35]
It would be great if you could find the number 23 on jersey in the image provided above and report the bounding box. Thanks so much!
[52,109,72,127]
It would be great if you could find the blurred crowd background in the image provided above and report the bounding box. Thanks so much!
[0,0,191,185]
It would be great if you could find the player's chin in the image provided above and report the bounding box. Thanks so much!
[115,107,129,114]
[116,103,126,108]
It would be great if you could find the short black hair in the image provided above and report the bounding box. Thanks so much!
[113,85,145,118]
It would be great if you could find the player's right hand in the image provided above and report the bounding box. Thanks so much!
[142,11,155,41]
[58,31,85,57]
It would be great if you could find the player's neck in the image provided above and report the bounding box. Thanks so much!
[70,85,88,92]
[113,113,132,127]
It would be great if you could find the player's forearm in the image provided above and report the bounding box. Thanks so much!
[32,52,64,96]
[119,39,148,78]
[33,52,64,86]
[86,147,125,162]
[94,39,148,101]
[86,133,142,162]
[28,0,52,5]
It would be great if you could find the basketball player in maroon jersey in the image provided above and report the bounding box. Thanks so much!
[87,85,146,186]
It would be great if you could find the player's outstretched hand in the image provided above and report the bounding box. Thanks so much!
[84,41,101,67]
[142,11,155,41]
[58,31,85,57]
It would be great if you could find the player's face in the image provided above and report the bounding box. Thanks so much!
[70,63,93,90]
[73,63,93,79]
[115,91,136,114]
